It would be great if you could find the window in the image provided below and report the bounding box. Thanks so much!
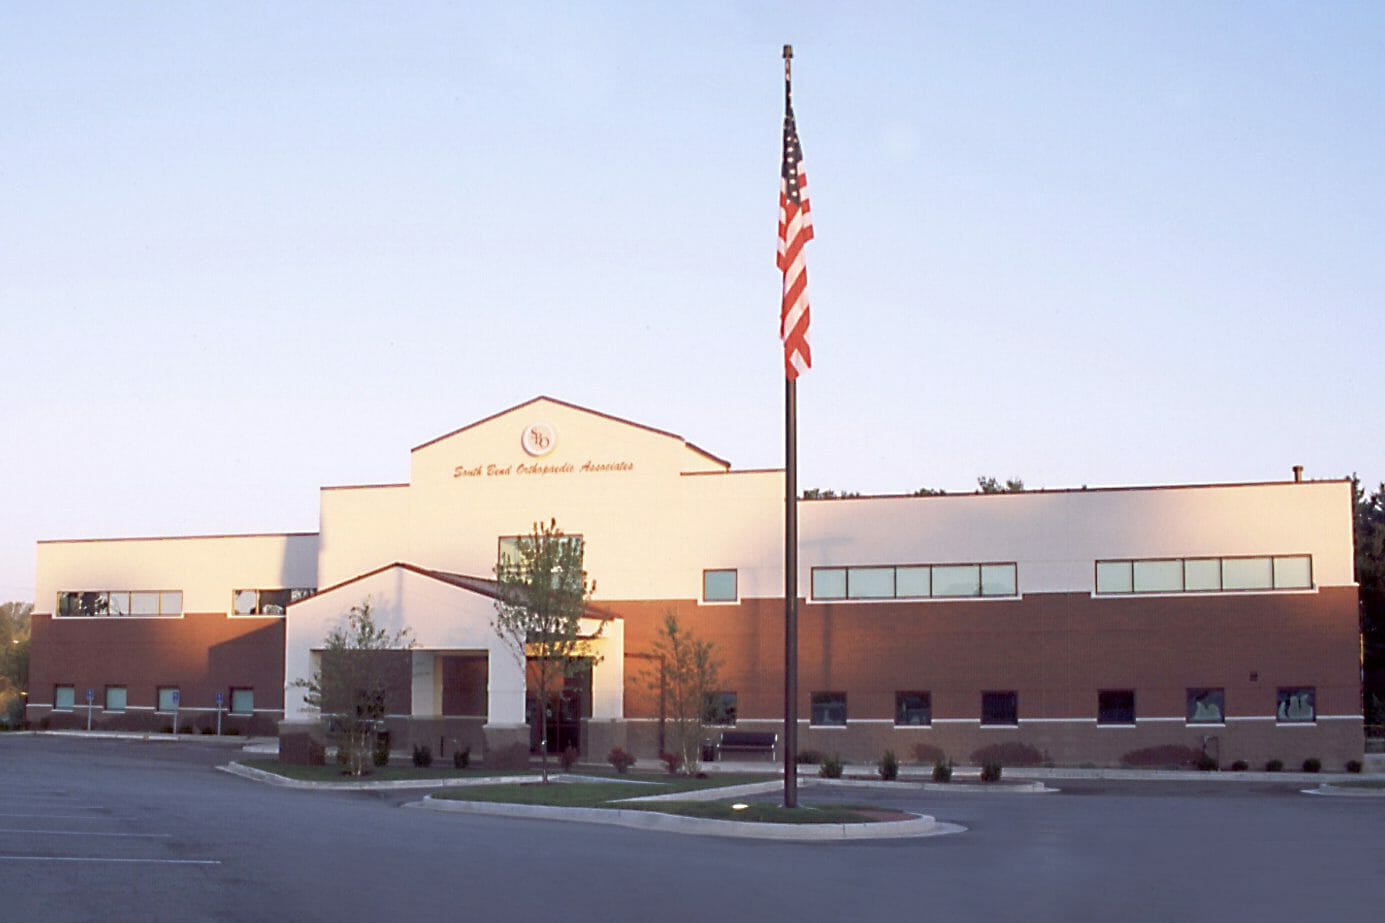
[702,570,738,603]
[1098,690,1136,725]
[811,568,847,600]
[1187,688,1225,724]
[1222,557,1273,591]
[497,534,585,572]
[230,688,255,716]
[810,692,847,726]
[895,691,931,726]
[810,562,1018,601]
[233,588,315,616]
[157,687,180,713]
[1095,561,1133,594]
[1095,555,1312,595]
[1276,687,1315,723]
[57,590,182,618]
[53,685,75,711]
[705,691,737,726]
[1133,560,1182,593]
[981,691,1017,726]
[104,686,127,713]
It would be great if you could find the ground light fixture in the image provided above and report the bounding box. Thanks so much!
[731,803,749,811]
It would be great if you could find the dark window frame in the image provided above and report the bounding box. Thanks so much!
[229,687,255,716]
[809,691,848,727]
[980,690,1018,726]
[809,562,1019,602]
[705,691,738,726]
[1276,687,1316,724]
[1097,689,1136,725]
[104,685,127,714]
[1094,554,1314,596]
[894,691,932,727]
[702,569,738,603]
[1186,687,1226,724]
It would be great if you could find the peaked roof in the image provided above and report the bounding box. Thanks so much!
[297,561,616,622]
[410,395,730,469]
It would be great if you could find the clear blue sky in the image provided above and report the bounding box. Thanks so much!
[2,2,1382,601]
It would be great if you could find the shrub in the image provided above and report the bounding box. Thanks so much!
[795,750,824,765]
[1230,759,1249,772]
[559,745,580,772]
[1120,745,1204,769]
[607,747,636,774]
[660,751,684,775]
[1346,759,1363,774]
[878,750,899,781]
[1302,758,1321,773]
[373,736,390,767]
[225,727,241,736]
[1265,759,1283,772]
[179,724,195,734]
[970,742,1043,767]
[200,726,215,735]
[818,754,843,778]
[412,744,433,768]
[912,743,946,765]
[160,723,173,734]
[932,760,953,783]
[453,746,470,770]
[980,761,1003,783]
[1196,754,1219,772]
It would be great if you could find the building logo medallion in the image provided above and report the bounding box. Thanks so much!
[521,422,556,457]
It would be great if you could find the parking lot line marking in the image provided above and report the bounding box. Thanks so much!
[0,829,171,838]
[0,855,221,865]
[0,809,117,814]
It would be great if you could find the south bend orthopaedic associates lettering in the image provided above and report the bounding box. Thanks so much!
[452,460,636,479]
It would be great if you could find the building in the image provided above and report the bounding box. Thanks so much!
[28,396,1363,768]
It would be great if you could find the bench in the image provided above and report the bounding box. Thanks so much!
[714,730,778,761]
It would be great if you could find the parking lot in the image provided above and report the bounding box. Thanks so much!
[1,735,1381,922]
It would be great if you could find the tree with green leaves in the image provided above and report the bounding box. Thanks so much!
[1354,477,1385,727]
[0,602,31,727]
[642,611,721,775]
[293,599,413,776]
[977,476,1025,494]
[492,518,600,782]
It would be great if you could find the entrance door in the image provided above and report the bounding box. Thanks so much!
[524,660,592,754]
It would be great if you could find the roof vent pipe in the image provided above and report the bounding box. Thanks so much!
[1292,465,1304,483]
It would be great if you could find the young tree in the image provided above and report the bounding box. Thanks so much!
[0,602,31,727]
[642,611,721,776]
[293,600,413,776]
[493,518,599,783]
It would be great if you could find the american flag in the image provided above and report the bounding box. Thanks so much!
[777,93,814,381]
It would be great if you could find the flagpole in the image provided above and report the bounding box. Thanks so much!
[782,42,799,810]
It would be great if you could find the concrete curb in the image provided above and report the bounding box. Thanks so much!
[406,795,966,840]
[19,730,276,747]
[702,760,1384,785]
[810,777,1055,794]
[218,761,548,791]
[1302,784,1385,798]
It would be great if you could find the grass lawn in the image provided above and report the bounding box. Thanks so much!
[433,777,899,824]
[1330,779,1385,790]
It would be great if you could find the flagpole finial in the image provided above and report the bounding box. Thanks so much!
[783,44,793,59]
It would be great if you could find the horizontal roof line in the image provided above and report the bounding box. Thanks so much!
[38,531,319,545]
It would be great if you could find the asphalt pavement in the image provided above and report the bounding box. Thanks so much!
[0,735,1381,922]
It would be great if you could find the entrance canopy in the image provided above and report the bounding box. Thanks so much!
[283,562,623,728]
